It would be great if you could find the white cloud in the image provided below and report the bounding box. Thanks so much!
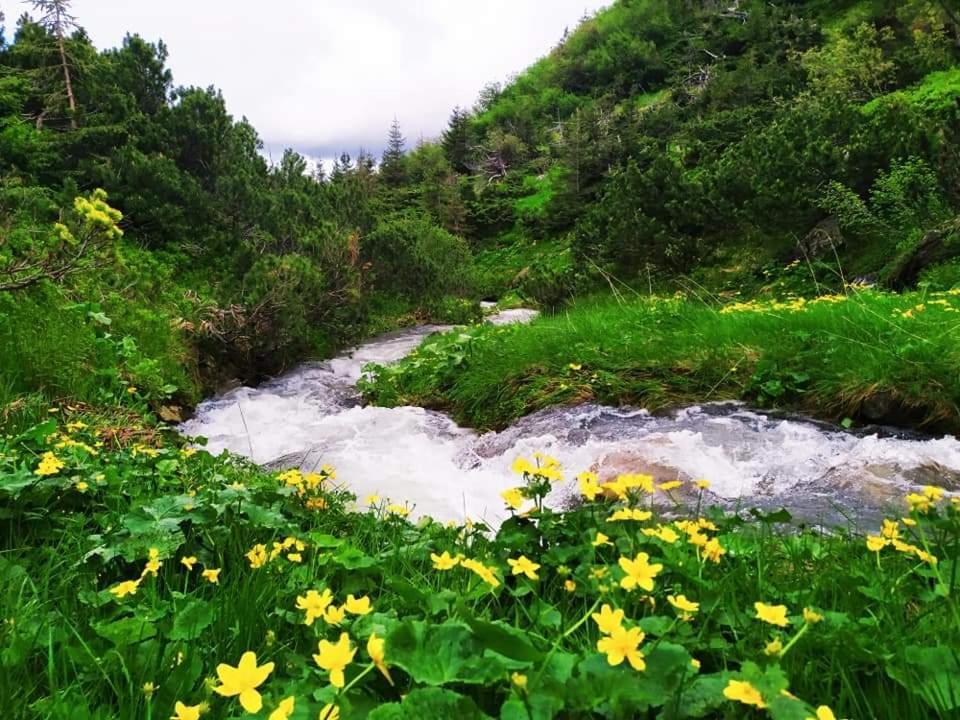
[57,0,610,158]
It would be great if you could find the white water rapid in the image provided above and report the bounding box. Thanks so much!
[180,312,960,528]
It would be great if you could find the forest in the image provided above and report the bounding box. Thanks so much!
[1,1,960,718]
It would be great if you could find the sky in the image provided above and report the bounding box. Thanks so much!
[30,0,610,169]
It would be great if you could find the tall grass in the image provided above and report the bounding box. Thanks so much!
[364,288,960,431]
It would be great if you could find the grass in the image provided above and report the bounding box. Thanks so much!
[362,287,960,432]
[0,410,958,719]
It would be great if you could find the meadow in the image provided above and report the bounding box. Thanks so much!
[1,409,957,719]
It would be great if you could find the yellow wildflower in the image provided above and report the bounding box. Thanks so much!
[922,485,944,502]
[214,651,274,713]
[170,701,202,720]
[667,594,700,617]
[431,551,461,570]
[34,451,65,476]
[658,480,682,491]
[344,594,372,615]
[367,632,393,684]
[702,537,726,563]
[296,589,333,626]
[754,602,790,627]
[500,487,525,510]
[387,503,410,517]
[365,494,381,505]
[324,604,347,626]
[564,579,577,592]
[592,532,613,547]
[511,457,535,475]
[618,552,663,592]
[803,607,823,624]
[806,706,836,720]
[866,535,888,552]
[75,480,89,493]
[180,556,198,571]
[246,544,268,568]
[905,493,932,513]
[607,508,653,523]
[723,679,766,709]
[591,603,625,634]
[597,626,646,671]
[765,637,783,656]
[319,704,340,720]
[578,472,602,501]
[507,555,541,580]
[694,479,711,490]
[202,568,221,584]
[287,552,302,563]
[462,558,501,588]
[109,579,141,598]
[313,632,356,688]
[268,696,295,720]
[512,672,528,689]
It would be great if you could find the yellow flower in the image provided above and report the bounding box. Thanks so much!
[109,579,141,598]
[597,626,646,671]
[608,508,653,523]
[367,632,393,684]
[901,517,917,527]
[765,637,784,656]
[644,525,680,544]
[268,696,295,720]
[806,707,836,720]
[618,552,663,592]
[365,494,381,505]
[170,701,202,720]
[296,589,333,626]
[658,480,682,491]
[324,604,347,626]
[617,473,654,493]
[592,532,613,547]
[387,503,410,517]
[287,552,303,563]
[511,457,535,475]
[723,679,766,709]
[803,607,823,624]
[213,651,275,713]
[507,555,541,580]
[462,558,501,588]
[591,603,625,634]
[512,672,528,689]
[344,594,372,615]
[313,632,356,688]
[34,451,65,476]
[667,594,699,616]
[246,544,269,569]
[691,658,701,670]
[694,479,711,490]
[905,493,932,513]
[702,537,726,563]
[202,568,221,584]
[75,480,89,493]
[564,579,577,592]
[754,602,790,627]
[866,535,888,552]
[319,704,340,720]
[500,487,525,510]
[142,681,156,698]
[578,472,602,501]
[922,485,944,502]
[431,551,461,571]
[880,519,900,541]
[127,386,138,394]
[180,556,198,571]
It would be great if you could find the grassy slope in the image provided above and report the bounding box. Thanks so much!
[0,412,957,719]
[364,288,960,433]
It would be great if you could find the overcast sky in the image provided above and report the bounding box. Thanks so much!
[22,0,610,167]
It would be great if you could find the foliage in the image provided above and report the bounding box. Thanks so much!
[0,415,957,718]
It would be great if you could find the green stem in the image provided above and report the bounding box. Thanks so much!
[340,661,377,695]
[778,622,810,658]
[532,598,602,689]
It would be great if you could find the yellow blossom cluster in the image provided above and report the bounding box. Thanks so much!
[295,588,372,627]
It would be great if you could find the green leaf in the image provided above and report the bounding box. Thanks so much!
[887,645,960,711]
[386,620,507,685]
[368,688,492,719]
[461,614,544,662]
[93,615,157,647]
[168,600,216,641]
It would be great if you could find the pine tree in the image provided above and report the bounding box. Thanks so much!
[380,117,407,187]
[441,106,471,173]
[29,0,78,128]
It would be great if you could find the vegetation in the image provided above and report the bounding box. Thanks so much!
[1,414,958,719]
[2,1,960,718]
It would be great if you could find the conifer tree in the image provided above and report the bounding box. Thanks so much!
[441,106,471,173]
[380,117,407,187]
[29,0,78,128]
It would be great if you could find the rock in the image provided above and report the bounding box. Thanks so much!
[797,216,844,259]
[886,217,960,289]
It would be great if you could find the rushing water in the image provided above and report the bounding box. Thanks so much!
[180,311,960,528]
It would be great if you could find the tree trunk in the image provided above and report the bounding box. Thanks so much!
[56,33,77,129]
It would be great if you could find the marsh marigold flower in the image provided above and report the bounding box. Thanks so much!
[500,487,525,510]
[608,508,653,523]
[171,701,202,720]
[592,532,613,547]
[578,472,602,501]
[694,479,711,490]
[866,535,888,552]
[344,594,372,615]
[765,637,783,656]
[462,558,501,588]
[723,680,766,709]
[314,632,356,688]
[324,604,347,626]
[34,451,65,476]
[803,607,823,624]
[597,626,646,671]
[507,555,541,580]
[268,696,295,720]
[702,537,726,564]
[658,480,682,492]
[618,552,663,592]
[431,551,460,570]
[564,579,576,592]
[512,672,528,689]
[754,602,790,627]
[202,568,221,584]
[806,707,836,720]
[592,604,625,634]
[180,556,198,571]
[367,632,393,684]
[296,589,333,626]
[319,704,340,720]
[213,651,274,713]
[109,579,141,599]
[667,594,699,616]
